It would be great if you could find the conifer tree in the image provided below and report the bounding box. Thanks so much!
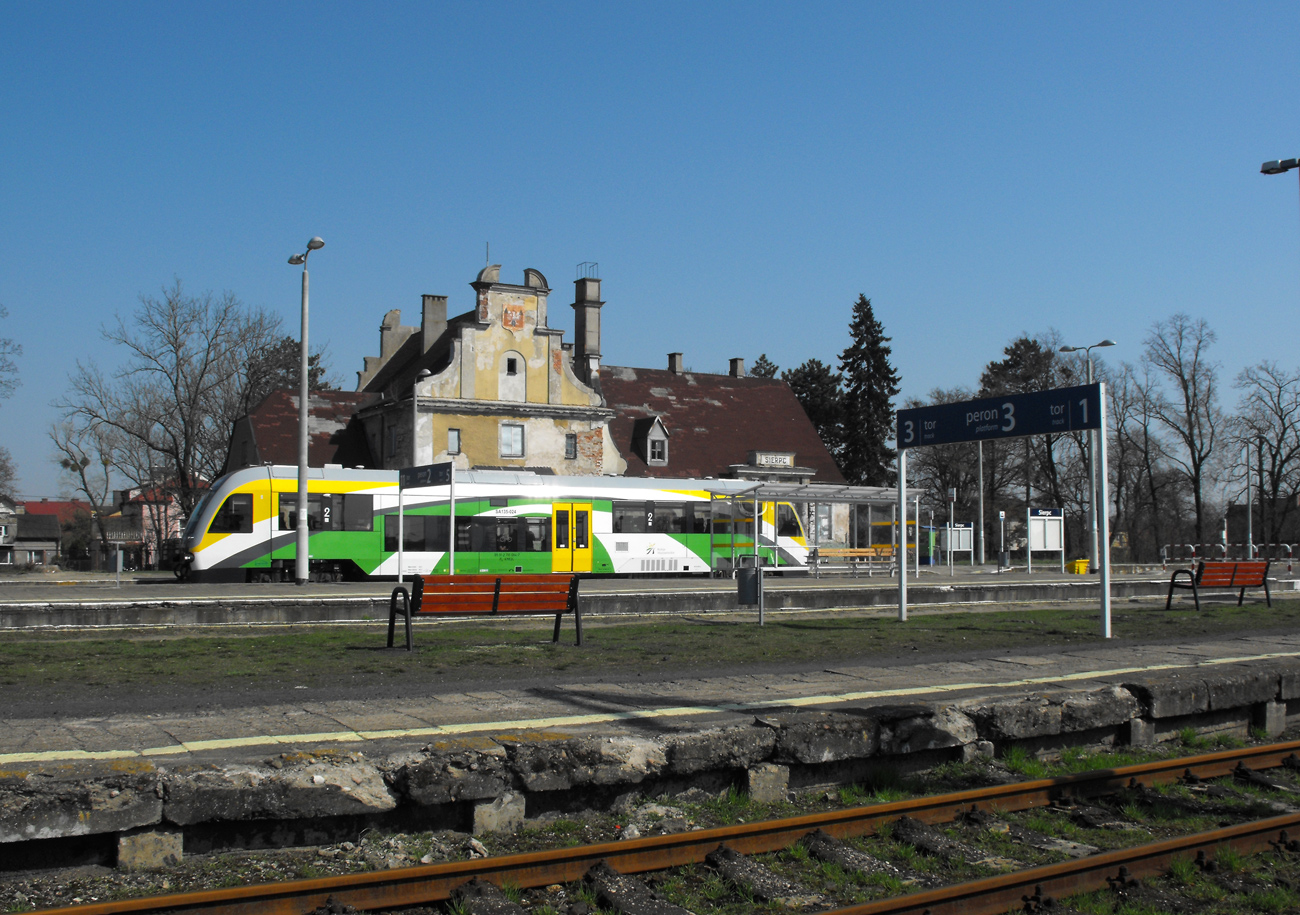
[838,294,900,485]
[751,353,779,378]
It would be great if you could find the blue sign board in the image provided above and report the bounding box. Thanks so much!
[897,383,1101,450]
[399,462,453,488]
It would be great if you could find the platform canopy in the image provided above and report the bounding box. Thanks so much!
[698,480,923,506]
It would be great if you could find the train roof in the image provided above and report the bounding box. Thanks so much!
[215,465,913,506]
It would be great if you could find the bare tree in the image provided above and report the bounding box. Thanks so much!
[51,422,118,559]
[0,305,22,494]
[1232,361,1300,543]
[1143,314,1222,543]
[55,280,284,514]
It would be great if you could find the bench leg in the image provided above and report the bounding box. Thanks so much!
[574,603,583,647]
[552,612,562,643]
[1266,579,1273,608]
[1191,581,1200,612]
[1239,586,1246,607]
[387,586,408,649]
[1165,580,1175,610]
[405,603,414,651]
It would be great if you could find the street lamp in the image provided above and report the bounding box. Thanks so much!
[1059,339,1116,573]
[1261,157,1300,247]
[287,236,324,585]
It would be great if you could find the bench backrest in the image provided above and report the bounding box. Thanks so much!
[1197,560,1269,588]
[411,574,576,615]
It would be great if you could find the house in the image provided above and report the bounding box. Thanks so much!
[602,356,845,484]
[225,390,378,472]
[12,514,60,566]
[224,262,868,540]
[352,265,622,476]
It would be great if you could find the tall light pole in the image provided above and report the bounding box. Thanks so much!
[1261,157,1300,203]
[288,237,325,585]
[1059,339,1116,573]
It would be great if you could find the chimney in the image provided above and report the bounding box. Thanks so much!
[421,295,447,353]
[572,277,603,383]
[668,352,684,374]
[729,358,746,378]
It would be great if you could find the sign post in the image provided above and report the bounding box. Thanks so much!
[397,462,455,579]
[897,383,1111,636]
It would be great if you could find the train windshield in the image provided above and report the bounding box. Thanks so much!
[182,492,213,540]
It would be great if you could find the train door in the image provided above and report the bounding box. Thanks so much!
[551,502,593,573]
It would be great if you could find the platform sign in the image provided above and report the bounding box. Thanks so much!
[399,462,452,488]
[896,381,1111,641]
[397,462,456,577]
[1027,508,1064,573]
[896,383,1101,450]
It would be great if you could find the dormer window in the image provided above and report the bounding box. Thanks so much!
[640,415,670,467]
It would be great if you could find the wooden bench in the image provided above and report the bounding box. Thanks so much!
[811,546,898,577]
[387,573,582,651]
[1165,560,1271,611]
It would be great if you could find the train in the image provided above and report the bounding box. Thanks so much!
[176,465,810,582]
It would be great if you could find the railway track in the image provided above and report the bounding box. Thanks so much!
[28,738,1300,915]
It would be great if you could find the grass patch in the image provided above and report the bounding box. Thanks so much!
[5,597,1300,699]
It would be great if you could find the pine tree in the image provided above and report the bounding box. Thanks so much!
[781,358,844,461]
[751,353,779,378]
[838,295,900,485]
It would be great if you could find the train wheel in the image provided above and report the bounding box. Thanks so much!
[173,560,191,582]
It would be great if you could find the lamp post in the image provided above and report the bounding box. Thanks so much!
[1059,339,1116,573]
[287,237,324,585]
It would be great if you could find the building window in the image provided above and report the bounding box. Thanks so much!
[506,357,518,375]
[500,423,524,458]
[448,428,461,454]
[386,424,398,459]
[649,438,667,465]
[565,434,577,460]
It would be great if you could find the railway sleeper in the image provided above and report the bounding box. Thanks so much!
[801,828,942,888]
[450,877,527,915]
[584,861,696,915]
[704,843,821,908]
[889,814,1022,871]
[960,806,1099,858]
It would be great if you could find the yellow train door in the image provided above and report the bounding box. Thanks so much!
[551,502,593,573]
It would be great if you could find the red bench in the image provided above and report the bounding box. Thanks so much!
[387,573,583,651]
[1165,560,1271,611]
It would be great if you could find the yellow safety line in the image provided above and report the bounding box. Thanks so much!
[4,649,1298,766]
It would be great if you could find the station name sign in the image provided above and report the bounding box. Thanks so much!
[897,383,1102,450]
[399,462,453,489]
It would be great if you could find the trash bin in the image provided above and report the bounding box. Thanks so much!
[1069,559,1089,575]
[737,567,759,605]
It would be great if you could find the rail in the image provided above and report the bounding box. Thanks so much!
[31,738,1300,915]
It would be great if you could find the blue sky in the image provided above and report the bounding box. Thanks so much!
[2,2,1298,497]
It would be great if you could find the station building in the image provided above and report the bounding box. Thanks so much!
[224,263,878,544]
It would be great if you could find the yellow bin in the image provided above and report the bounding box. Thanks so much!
[1069,559,1089,574]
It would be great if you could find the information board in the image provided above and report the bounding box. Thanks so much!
[897,383,1101,450]
[399,462,452,489]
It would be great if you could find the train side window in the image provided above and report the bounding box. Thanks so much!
[689,503,709,534]
[343,494,374,531]
[383,514,449,551]
[612,501,648,533]
[524,517,550,551]
[776,503,803,538]
[279,495,328,530]
[210,494,252,534]
[652,503,687,533]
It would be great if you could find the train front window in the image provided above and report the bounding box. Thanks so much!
[183,492,212,539]
[209,494,252,534]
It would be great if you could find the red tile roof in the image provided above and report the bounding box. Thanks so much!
[601,366,845,482]
[20,500,91,525]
